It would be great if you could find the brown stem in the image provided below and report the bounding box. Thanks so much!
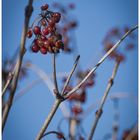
[36,99,62,140]
[88,61,120,140]
[53,53,59,95]
[2,0,33,132]
[65,25,138,98]
[62,55,80,96]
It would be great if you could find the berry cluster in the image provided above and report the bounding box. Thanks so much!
[103,26,136,63]
[27,4,64,55]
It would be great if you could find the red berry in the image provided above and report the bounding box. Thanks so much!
[42,27,49,35]
[40,46,47,54]
[41,4,49,11]
[31,45,39,53]
[33,26,41,35]
[35,39,43,47]
[27,29,32,38]
[34,39,39,45]
[53,12,61,23]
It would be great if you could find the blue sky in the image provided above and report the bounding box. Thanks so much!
[2,0,138,140]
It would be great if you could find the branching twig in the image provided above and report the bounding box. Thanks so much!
[35,25,137,140]
[35,55,80,140]
[42,131,66,140]
[65,25,138,98]
[88,61,120,140]
[62,55,80,96]
[2,0,33,132]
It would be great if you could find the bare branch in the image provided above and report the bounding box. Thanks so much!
[42,131,66,140]
[88,61,120,140]
[65,25,138,98]
[36,99,62,140]
[62,55,80,96]
[2,0,33,132]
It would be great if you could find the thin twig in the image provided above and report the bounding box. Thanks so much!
[62,55,80,96]
[36,25,138,140]
[88,61,120,140]
[2,73,13,98]
[42,131,66,140]
[65,25,138,98]
[19,63,70,117]
[80,92,137,119]
[2,0,33,132]
[36,99,62,140]
[53,53,59,95]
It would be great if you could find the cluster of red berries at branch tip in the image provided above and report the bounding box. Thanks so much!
[52,2,78,53]
[103,26,137,63]
[26,4,64,55]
